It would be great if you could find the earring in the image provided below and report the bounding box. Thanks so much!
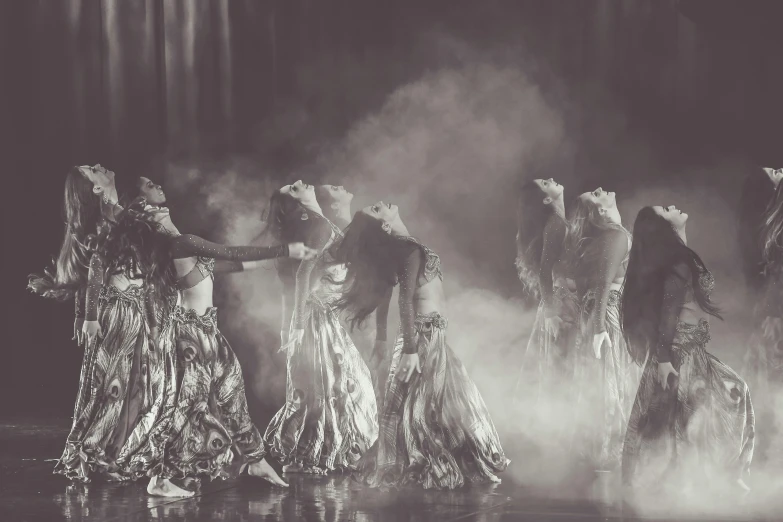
[301,212,309,221]
[382,223,392,234]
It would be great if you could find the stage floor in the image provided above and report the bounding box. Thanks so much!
[1,419,780,522]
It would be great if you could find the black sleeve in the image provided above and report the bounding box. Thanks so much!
[656,263,689,364]
[170,234,288,261]
[74,286,86,319]
[591,229,629,333]
[539,216,566,308]
[398,245,423,354]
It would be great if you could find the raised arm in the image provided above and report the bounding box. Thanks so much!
[398,245,424,354]
[539,216,566,310]
[591,229,629,333]
[170,234,288,262]
[656,263,689,364]
[292,221,332,329]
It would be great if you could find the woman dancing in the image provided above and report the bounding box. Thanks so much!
[565,187,639,471]
[333,201,509,490]
[514,178,578,414]
[315,184,354,230]
[744,171,783,466]
[28,166,174,483]
[133,176,313,496]
[262,180,377,475]
[621,205,754,505]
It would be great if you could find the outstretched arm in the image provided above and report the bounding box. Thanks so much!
[170,234,288,262]
[539,216,566,310]
[591,229,629,333]
[656,264,689,364]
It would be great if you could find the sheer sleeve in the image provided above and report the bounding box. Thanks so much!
[375,287,393,341]
[74,286,86,319]
[540,216,566,309]
[292,221,332,329]
[213,260,245,274]
[170,234,288,262]
[85,253,105,322]
[398,245,423,354]
[591,229,629,333]
[656,264,689,364]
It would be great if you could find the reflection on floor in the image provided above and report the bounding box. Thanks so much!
[1,419,781,522]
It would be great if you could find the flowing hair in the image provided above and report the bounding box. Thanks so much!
[515,180,558,300]
[761,180,783,274]
[28,167,103,300]
[739,169,778,289]
[564,195,630,274]
[331,212,408,331]
[620,207,721,366]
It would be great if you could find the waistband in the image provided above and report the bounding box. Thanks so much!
[582,288,621,306]
[414,311,448,331]
[170,306,219,334]
[99,284,145,305]
[674,318,710,348]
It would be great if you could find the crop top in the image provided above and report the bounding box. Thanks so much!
[656,263,715,364]
[375,237,444,354]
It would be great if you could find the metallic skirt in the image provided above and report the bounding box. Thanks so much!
[354,312,510,490]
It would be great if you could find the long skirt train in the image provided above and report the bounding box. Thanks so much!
[354,312,509,490]
[622,320,755,503]
[157,306,265,481]
[264,294,378,471]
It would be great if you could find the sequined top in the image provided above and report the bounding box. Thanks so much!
[376,236,444,354]
[657,263,715,364]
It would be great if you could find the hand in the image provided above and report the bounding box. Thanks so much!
[287,242,318,261]
[543,316,563,339]
[290,328,304,346]
[82,320,102,345]
[73,318,85,345]
[396,353,421,383]
[149,326,160,351]
[762,316,783,342]
[657,361,679,391]
[593,331,611,359]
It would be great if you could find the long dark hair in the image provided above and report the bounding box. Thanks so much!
[620,207,721,365]
[332,212,408,330]
[739,169,778,290]
[515,180,559,300]
[761,180,783,274]
[28,167,103,300]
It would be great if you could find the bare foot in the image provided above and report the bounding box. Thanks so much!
[146,476,195,498]
[248,459,289,487]
[282,462,304,474]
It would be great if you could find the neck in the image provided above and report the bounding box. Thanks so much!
[333,205,352,226]
[389,218,410,237]
[551,198,566,220]
[302,200,323,216]
[677,227,687,244]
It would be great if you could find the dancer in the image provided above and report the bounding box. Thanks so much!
[333,201,509,490]
[565,187,638,471]
[514,178,578,415]
[262,180,378,474]
[744,169,783,466]
[133,176,314,496]
[621,205,754,505]
[28,166,174,483]
[315,184,354,230]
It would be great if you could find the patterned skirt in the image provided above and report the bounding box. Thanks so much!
[741,319,783,465]
[571,290,641,470]
[157,306,265,481]
[264,294,378,471]
[56,285,173,482]
[354,312,510,490]
[622,320,755,500]
[515,285,580,409]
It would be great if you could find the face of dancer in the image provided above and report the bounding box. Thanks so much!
[139,177,166,205]
[320,184,353,206]
[533,178,564,204]
[79,164,117,203]
[763,167,783,188]
[281,180,318,206]
[580,187,620,223]
[653,205,688,230]
[361,200,400,228]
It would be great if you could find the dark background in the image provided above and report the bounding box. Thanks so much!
[4,0,783,422]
